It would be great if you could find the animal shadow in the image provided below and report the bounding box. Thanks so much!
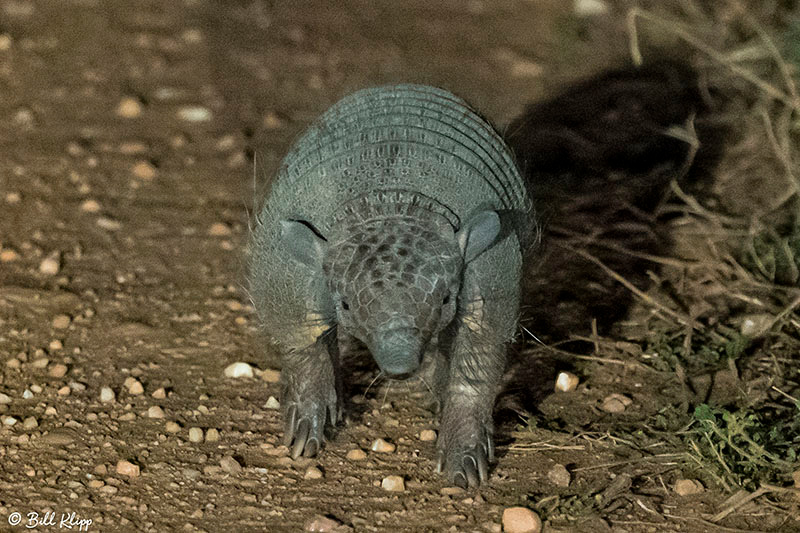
[495,59,730,438]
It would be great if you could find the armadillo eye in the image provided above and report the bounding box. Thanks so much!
[341,300,350,311]
[442,293,450,305]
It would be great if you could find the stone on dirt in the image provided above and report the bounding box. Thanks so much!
[501,507,541,533]
[116,460,140,477]
[381,475,405,492]
[224,362,254,378]
[370,438,396,453]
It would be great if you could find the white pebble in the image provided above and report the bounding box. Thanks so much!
[304,466,323,479]
[23,389,33,399]
[0,393,10,404]
[38,251,61,275]
[23,416,38,430]
[419,429,437,441]
[264,396,280,409]
[188,427,204,442]
[224,362,254,378]
[96,217,121,231]
[100,387,115,403]
[554,371,579,392]
[381,475,405,492]
[205,428,220,442]
[2,416,18,426]
[574,0,609,16]
[177,106,213,122]
[147,406,165,419]
[371,438,396,453]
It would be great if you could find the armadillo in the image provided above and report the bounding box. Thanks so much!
[249,84,535,488]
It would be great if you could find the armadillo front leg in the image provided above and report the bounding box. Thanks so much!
[281,330,340,459]
[436,283,507,489]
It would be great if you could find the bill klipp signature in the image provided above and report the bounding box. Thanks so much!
[8,511,92,531]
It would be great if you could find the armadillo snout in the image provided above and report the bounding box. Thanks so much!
[369,327,423,378]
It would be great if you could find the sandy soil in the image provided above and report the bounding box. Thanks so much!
[1,1,798,532]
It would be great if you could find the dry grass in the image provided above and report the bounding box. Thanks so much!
[527,0,800,527]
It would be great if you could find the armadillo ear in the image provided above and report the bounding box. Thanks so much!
[456,210,500,263]
[279,219,327,269]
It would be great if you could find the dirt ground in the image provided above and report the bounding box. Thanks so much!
[1,1,799,532]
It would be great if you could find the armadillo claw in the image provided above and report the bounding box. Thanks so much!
[436,437,492,489]
[282,400,329,459]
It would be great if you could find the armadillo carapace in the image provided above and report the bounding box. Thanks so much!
[249,84,535,488]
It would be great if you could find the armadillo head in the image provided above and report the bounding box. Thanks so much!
[279,199,500,379]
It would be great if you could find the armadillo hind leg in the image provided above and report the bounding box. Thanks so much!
[279,329,341,460]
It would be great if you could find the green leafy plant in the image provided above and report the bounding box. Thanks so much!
[685,403,800,490]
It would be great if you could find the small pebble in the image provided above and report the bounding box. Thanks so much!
[219,455,242,474]
[381,475,405,492]
[554,371,579,392]
[740,314,774,338]
[371,438,396,453]
[116,460,140,477]
[38,251,61,275]
[151,387,166,399]
[208,222,231,236]
[52,314,71,329]
[99,485,118,495]
[574,0,610,17]
[96,217,121,231]
[224,362,254,378]
[182,468,201,480]
[262,111,285,129]
[165,421,181,433]
[264,396,280,409]
[125,378,144,395]
[0,34,11,51]
[147,406,165,419]
[0,249,20,262]
[188,427,204,442]
[205,428,220,442]
[304,466,324,479]
[131,161,156,180]
[674,478,704,496]
[32,357,50,368]
[48,339,63,351]
[303,515,341,532]
[116,97,143,118]
[600,393,632,413]
[419,429,437,441]
[2,416,18,426]
[547,464,571,487]
[23,389,33,399]
[87,479,105,488]
[260,369,281,383]
[177,105,213,122]
[346,449,367,461]
[79,199,101,213]
[0,393,10,404]
[502,507,542,533]
[48,363,68,378]
[100,387,115,403]
[23,416,38,430]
